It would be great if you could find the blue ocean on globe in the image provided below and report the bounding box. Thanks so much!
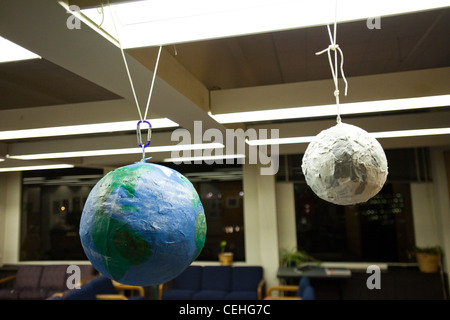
[79,161,206,286]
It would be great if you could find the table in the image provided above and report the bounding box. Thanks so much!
[277,266,352,279]
[277,266,352,299]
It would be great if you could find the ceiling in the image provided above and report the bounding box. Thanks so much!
[135,8,450,90]
[0,1,449,174]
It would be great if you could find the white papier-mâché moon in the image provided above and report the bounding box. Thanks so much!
[301,122,388,205]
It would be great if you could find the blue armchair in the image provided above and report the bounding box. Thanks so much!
[225,266,265,300]
[192,266,232,300]
[158,265,202,300]
[159,265,265,300]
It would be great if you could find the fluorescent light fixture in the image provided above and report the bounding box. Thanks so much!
[0,36,41,63]
[164,154,246,163]
[0,118,178,141]
[247,136,315,146]
[9,143,224,160]
[0,164,74,173]
[372,127,450,139]
[247,127,450,146]
[80,0,450,47]
[210,95,450,124]
[0,158,4,162]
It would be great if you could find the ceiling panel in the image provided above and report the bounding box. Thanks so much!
[0,58,120,110]
[163,8,450,90]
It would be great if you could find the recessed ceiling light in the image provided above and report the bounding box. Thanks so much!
[246,127,450,146]
[0,164,74,172]
[0,36,41,63]
[8,143,224,160]
[164,154,246,163]
[0,118,178,141]
[79,0,450,47]
[210,95,450,124]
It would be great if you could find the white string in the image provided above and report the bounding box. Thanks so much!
[315,1,348,124]
[108,2,143,121]
[107,1,162,123]
[107,1,162,161]
[144,46,162,120]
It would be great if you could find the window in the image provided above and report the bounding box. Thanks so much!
[279,148,424,263]
[294,182,415,262]
[164,162,245,262]
[20,163,245,262]
[21,167,104,261]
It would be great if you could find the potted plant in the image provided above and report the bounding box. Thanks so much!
[414,246,443,273]
[218,240,234,265]
[280,247,320,268]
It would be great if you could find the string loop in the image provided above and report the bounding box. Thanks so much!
[315,2,348,124]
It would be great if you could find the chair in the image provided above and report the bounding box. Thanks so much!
[159,265,203,300]
[225,266,265,300]
[301,285,315,300]
[64,275,145,300]
[0,265,43,300]
[20,265,68,300]
[296,276,310,297]
[192,266,232,300]
[264,276,314,300]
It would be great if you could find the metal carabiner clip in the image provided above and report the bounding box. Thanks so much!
[136,120,152,148]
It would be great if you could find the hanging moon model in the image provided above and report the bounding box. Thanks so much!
[301,122,388,206]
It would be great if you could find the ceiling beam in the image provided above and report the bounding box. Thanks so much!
[0,99,160,131]
[127,46,210,113]
[211,67,450,113]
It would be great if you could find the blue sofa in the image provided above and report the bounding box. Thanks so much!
[159,265,265,300]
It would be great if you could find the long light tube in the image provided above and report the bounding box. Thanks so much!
[210,95,450,124]
[164,154,246,163]
[247,127,450,146]
[0,118,178,141]
[0,164,74,173]
[8,143,224,160]
[79,0,450,48]
[0,36,41,63]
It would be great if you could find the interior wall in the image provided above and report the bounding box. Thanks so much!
[0,174,6,266]
[242,163,279,288]
[0,172,21,265]
[275,182,297,252]
[411,182,440,247]
[430,148,450,288]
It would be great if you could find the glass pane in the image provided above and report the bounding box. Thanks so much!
[294,182,415,262]
[21,167,104,261]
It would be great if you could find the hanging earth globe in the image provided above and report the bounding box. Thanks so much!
[301,122,388,206]
[79,161,206,286]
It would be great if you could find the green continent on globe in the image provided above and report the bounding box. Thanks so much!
[193,211,207,261]
[99,165,152,198]
[91,164,154,281]
[92,212,152,280]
